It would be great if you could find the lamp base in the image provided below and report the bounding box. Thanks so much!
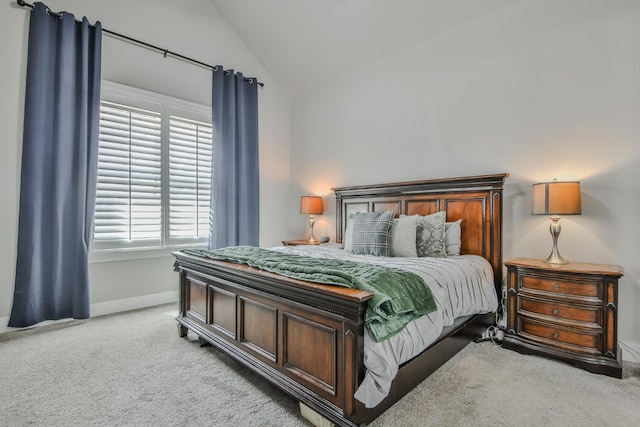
[544,252,569,265]
[307,215,318,245]
[544,216,569,265]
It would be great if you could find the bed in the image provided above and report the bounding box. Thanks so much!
[173,173,508,426]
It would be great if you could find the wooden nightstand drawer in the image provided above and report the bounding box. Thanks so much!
[519,297,600,325]
[519,318,600,354]
[521,275,600,298]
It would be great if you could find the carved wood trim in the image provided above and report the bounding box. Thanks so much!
[343,329,355,417]
[604,279,618,358]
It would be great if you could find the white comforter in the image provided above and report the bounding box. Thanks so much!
[272,244,498,407]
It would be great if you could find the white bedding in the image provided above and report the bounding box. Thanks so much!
[272,243,498,408]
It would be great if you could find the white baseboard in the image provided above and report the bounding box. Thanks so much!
[620,340,640,364]
[0,291,178,334]
[90,290,178,317]
[0,317,11,334]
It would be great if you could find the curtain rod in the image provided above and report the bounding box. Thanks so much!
[15,0,264,87]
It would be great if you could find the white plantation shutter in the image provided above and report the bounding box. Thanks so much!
[94,101,163,249]
[92,82,213,253]
[168,116,212,244]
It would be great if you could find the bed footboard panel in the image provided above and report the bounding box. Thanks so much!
[175,255,371,427]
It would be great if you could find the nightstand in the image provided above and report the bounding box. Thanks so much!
[503,258,624,378]
[281,240,319,246]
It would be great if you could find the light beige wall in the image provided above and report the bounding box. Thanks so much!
[0,0,290,328]
[289,0,640,351]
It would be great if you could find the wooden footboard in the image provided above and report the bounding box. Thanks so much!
[174,251,373,426]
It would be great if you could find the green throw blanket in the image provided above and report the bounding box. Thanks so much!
[183,246,437,342]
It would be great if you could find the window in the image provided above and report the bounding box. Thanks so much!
[93,82,212,252]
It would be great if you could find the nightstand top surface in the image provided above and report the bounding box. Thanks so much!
[281,239,320,246]
[505,257,623,277]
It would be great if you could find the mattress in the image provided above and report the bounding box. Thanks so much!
[272,243,498,407]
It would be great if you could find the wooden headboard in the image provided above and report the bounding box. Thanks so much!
[333,173,509,292]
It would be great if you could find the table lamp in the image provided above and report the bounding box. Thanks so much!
[300,196,324,244]
[532,179,581,264]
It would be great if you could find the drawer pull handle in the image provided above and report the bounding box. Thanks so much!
[552,309,559,315]
[552,332,559,339]
[553,283,560,290]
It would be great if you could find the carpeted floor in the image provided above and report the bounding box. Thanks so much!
[1,304,638,427]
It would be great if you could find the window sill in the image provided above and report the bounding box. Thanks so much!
[90,244,207,264]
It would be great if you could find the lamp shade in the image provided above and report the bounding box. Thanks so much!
[532,180,581,215]
[300,196,323,215]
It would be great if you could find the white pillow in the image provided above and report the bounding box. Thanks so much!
[445,219,462,256]
[343,214,355,251]
[390,215,419,257]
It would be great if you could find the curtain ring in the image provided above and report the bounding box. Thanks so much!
[46,8,62,19]
[247,79,254,84]
[213,66,219,71]
[163,49,168,58]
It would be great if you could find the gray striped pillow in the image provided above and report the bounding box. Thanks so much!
[351,211,395,256]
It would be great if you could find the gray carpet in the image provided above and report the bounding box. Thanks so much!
[1,304,638,427]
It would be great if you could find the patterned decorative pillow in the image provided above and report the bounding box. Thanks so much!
[351,211,395,256]
[416,211,447,258]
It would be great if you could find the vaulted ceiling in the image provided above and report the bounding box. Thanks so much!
[209,0,516,98]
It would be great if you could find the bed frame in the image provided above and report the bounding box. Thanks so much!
[173,173,508,426]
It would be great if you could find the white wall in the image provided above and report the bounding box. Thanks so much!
[289,0,640,354]
[0,0,290,329]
